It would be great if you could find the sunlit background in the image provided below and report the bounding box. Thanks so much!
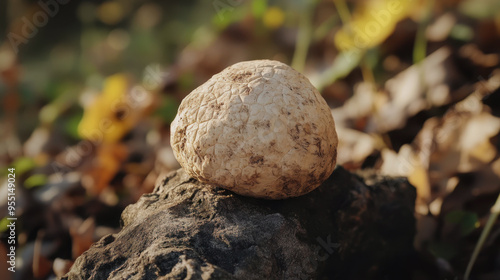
[1,0,500,279]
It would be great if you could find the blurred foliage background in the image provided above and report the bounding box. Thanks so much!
[1,0,500,279]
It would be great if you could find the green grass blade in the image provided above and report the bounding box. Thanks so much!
[464,192,500,280]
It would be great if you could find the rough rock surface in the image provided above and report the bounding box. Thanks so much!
[171,60,338,199]
[63,167,416,280]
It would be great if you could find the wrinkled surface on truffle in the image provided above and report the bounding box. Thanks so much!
[171,60,338,199]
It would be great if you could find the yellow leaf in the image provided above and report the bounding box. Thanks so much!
[409,164,431,201]
[468,140,496,164]
[78,74,154,143]
[263,7,285,29]
[334,0,415,51]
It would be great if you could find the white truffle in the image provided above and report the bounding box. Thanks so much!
[171,60,338,199]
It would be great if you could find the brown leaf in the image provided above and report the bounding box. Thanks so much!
[0,244,13,280]
[82,143,129,195]
[377,47,468,132]
[336,127,381,166]
[33,230,53,279]
[70,217,96,260]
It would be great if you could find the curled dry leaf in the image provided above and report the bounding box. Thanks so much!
[336,127,381,167]
[380,145,431,205]
[382,71,500,215]
[377,47,469,132]
[331,82,384,130]
[82,143,129,195]
[69,217,96,260]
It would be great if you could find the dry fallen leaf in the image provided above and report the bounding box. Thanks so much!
[380,144,431,208]
[69,217,96,260]
[457,112,500,172]
[82,143,128,195]
[380,69,500,224]
[377,47,468,132]
[32,230,53,279]
[0,244,13,280]
[336,127,381,166]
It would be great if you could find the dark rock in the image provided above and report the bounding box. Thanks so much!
[63,167,416,280]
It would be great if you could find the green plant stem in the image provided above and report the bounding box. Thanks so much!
[413,0,434,64]
[291,4,313,72]
[331,0,376,86]
[332,0,351,26]
[311,49,363,91]
[361,58,375,85]
[413,23,427,64]
[464,192,500,280]
[313,14,339,42]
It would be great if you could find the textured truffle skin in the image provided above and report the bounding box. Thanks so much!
[171,60,338,199]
